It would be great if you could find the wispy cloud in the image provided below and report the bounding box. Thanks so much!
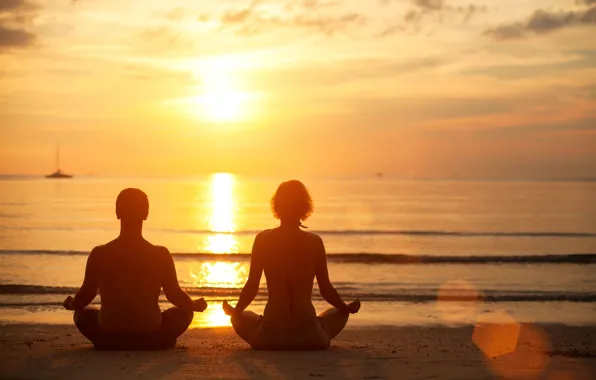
[0,0,38,51]
[215,0,366,36]
[378,1,487,37]
[485,6,596,40]
[0,25,34,48]
[413,0,443,11]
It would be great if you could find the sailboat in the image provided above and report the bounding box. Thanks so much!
[45,145,73,179]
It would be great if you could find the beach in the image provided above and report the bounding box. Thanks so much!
[1,324,595,379]
[1,177,595,378]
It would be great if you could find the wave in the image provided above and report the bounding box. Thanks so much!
[0,250,594,264]
[2,284,596,303]
[2,226,595,238]
[138,228,596,238]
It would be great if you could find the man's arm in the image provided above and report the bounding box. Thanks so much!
[161,247,206,312]
[68,247,100,310]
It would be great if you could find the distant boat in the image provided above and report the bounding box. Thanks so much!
[45,145,73,179]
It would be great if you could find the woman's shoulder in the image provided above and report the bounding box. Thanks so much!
[256,228,273,237]
[304,231,324,244]
[256,228,322,243]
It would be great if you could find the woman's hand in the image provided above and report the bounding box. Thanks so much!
[222,300,237,316]
[342,299,361,314]
[63,296,74,311]
[193,298,208,312]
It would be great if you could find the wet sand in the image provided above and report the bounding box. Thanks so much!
[0,324,594,379]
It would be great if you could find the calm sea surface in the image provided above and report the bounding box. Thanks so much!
[0,176,595,327]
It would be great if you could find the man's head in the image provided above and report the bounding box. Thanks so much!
[116,188,149,222]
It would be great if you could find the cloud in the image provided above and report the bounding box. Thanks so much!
[0,0,37,51]
[292,0,341,10]
[458,4,487,23]
[485,6,596,40]
[249,56,447,91]
[220,0,261,24]
[413,0,443,11]
[0,0,28,11]
[0,24,34,47]
[462,50,596,80]
[222,8,253,24]
[217,1,366,36]
[378,2,487,37]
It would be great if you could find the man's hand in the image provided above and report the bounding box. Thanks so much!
[342,299,361,314]
[63,296,74,311]
[193,298,208,312]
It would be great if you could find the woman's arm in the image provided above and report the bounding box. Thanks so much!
[314,235,360,313]
[314,236,349,311]
[227,234,264,313]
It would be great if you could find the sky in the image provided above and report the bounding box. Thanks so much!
[0,0,595,179]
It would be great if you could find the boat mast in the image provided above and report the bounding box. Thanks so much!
[56,144,60,171]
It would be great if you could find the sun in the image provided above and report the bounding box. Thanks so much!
[201,88,244,122]
[193,59,253,122]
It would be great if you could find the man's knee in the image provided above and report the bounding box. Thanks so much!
[182,309,194,325]
[73,310,81,325]
[165,307,194,326]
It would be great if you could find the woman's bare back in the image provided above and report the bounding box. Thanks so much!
[258,227,322,329]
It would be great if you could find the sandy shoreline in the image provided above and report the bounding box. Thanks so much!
[1,324,594,379]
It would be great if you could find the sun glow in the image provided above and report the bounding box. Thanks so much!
[190,305,232,328]
[193,59,255,122]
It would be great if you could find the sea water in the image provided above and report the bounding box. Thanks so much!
[0,176,594,327]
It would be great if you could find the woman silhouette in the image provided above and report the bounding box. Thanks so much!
[223,180,360,350]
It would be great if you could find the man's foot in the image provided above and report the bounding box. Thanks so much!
[222,300,235,316]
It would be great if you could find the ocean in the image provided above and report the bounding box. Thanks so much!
[0,175,595,327]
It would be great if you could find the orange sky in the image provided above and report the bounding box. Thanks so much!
[1,0,595,179]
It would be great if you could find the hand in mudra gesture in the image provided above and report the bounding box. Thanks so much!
[344,299,361,314]
[63,296,75,311]
[193,298,208,312]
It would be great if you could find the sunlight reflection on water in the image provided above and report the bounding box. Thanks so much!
[190,261,248,289]
[203,173,238,254]
[191,173,245,326]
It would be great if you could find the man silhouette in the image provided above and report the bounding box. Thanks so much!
[63,188,207,350]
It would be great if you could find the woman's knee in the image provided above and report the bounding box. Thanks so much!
[230,311,260,343]
[73,307,99,326]
[320,307,349,320]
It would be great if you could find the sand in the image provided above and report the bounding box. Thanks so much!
[0,324,594,380]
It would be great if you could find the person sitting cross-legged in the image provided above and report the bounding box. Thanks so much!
[63,188,207,350]
[223,180,360,350]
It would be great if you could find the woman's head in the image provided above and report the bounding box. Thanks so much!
[271,180,314,222]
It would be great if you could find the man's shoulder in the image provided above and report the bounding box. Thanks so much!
[90,243,108,254]
[152,244,170,255]
[142,243,171,262]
